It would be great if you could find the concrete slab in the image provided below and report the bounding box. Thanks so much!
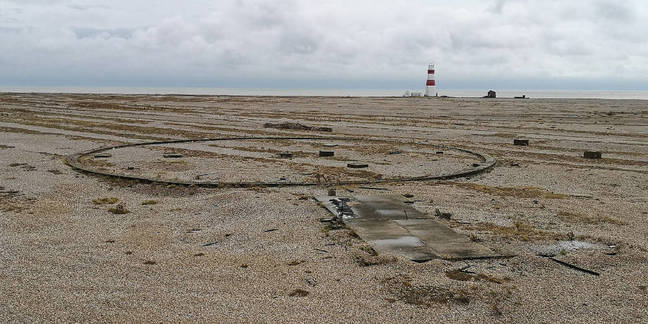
[316,195,512,262]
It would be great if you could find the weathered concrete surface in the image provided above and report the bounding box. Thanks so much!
[317,195,511,261]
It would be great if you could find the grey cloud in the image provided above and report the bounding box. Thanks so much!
[0,0,647,88]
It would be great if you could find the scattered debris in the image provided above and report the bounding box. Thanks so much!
[278,152,293,159]
[328,188,336,196]
[141,200,158,205]
[263,122,332,132]
[583,151,602,159]
[513,139,529,146]
[548,257,600,276]
[143,260,157,265]
[163,153,183,158]
[108,204,129,214]
[264,228,279,232]
[389,150,402,155]
[435,207,452,220]
[403,194,414,198]
[202,241,218,247]
[436,151,444,154]
[445,269,507,284]
[288,260,305,266]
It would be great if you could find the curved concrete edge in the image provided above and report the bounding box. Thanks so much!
[64,136,496,188]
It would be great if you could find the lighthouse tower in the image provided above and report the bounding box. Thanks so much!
[424,64,437,97]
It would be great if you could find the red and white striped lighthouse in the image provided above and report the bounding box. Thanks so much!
[424,63,436,97]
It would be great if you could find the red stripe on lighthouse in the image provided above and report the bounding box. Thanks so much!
[428,70,435,74]
[426,80,436,86]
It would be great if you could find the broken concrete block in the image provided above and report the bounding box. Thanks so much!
[583,151,602,159]
[347,163,369,169]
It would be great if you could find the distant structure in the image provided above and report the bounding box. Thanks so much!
[424,63,437,97]
[403,90,423,97]
[484,90,497,98]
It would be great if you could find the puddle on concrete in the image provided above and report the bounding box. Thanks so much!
[529,240,609,257]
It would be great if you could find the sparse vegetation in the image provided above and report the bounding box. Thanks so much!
[288,289,310,297]
[445,269,509,284]
[93,197,119,205]
[383,276,474,306]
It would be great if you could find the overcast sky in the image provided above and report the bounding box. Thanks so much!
[1,0,647,90]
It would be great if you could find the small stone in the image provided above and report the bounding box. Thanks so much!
[513,139,529,146]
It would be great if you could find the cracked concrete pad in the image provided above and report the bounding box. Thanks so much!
[317,195,512,261]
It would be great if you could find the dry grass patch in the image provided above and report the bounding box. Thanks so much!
[444,182,568,199]
[557,211,626,225]
[462,221,567,241]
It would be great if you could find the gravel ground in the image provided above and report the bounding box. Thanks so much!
[1,93,647,322]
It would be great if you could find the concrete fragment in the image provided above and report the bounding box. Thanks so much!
[319,151,334,157]
[513,139,529,146]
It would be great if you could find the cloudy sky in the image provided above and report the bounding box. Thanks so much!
[1,0,647,90]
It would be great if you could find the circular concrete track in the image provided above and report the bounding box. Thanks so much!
[65,136,496,188]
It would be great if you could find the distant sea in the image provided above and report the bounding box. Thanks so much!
[1,86,648,100]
